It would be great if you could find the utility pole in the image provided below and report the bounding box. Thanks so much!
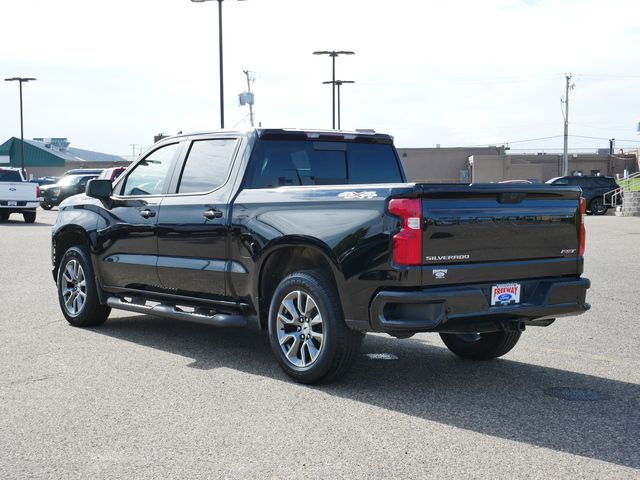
[4,77,37,177]
[322,80,354,129]
[313,50,355,129]
[561,74,575,176]
[129,144,138,158]
[242,70,255,127]
[190,0,248,129]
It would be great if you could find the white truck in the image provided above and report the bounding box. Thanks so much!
[0,168,40,223]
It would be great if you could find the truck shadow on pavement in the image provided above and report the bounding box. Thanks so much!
[0,219,49,226]
[96,315,639,470]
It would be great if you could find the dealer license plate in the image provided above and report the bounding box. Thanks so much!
[7,201,17,206]
[491,283,521,306]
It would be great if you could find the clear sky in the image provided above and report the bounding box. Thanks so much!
[1,0,639,156]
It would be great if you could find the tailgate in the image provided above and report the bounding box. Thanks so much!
[0,182,37,202]
[419,184,582,281]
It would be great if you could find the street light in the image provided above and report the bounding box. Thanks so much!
[4,77,37,176]
[190,0,247,129]
[322,80,354,130]
[313,50,354,129]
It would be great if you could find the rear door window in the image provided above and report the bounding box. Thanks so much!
[177,138,237,194]
[594,177,617,188]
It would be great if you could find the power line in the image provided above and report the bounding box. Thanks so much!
[570,134,640,143]
[507,135,564,144]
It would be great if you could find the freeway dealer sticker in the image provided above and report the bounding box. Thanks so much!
[491,283,521,306]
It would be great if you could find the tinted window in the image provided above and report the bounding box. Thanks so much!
[121,143,178,196]
[78,175,96,186]
[594,177,617,187]
[349,143,402,184]
[0,170,22,182]
[244,140,402,188]
[177,139,237,193]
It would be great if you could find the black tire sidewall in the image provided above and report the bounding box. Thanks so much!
[589,198,607,215]
[268,272,340,383]
[440,330,521,360]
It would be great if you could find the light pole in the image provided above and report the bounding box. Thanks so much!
[4,77,37,177]
[313,50,354,129]
[322,80,354,130]
[191,0,247,129]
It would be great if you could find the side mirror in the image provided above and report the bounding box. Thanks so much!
[86,179,112,200]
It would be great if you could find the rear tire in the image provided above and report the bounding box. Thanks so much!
[57,246,110,327]
[268,270,363,384]
[440,330,521,360]
[23,211,36,223]
[588,197,608,216]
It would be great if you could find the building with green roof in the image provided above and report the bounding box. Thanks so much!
[0,137,128,178]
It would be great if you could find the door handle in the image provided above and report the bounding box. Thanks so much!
[203,208,223,220]
[139,209,156,219]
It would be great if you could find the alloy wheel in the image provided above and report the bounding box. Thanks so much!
[61,259,87,316]
[276,290,325,368]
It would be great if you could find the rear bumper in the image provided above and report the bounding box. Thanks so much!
[367,277,590,334]
[0,201,38,213]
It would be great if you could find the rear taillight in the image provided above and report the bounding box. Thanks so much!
[578,196,586,256]
[388,198,422,265]
[36,186,41,199]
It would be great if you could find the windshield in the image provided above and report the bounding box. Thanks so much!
[58,175,83,186]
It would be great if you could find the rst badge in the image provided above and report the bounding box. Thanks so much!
[491,283,521,306]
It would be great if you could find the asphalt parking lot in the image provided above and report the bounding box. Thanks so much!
[1,209,639,479]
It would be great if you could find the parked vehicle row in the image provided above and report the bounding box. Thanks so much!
[40,174,100,210]
[33,168,126,210]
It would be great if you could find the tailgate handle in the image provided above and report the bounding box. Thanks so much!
[498,192,525,204]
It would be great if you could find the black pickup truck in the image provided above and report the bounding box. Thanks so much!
[52,129,590,383]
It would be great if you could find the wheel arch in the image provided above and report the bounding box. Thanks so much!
[52,226,94,280]
[254,238,345,330]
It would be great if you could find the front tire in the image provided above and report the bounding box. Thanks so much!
[440,330,521,360]
[268,270,363,384]
[57,246,110,327]
[40,202,53,210]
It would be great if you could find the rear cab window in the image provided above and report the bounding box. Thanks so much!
[243,139,403,188]
[0,170,22,182]
[176,138,238,194]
